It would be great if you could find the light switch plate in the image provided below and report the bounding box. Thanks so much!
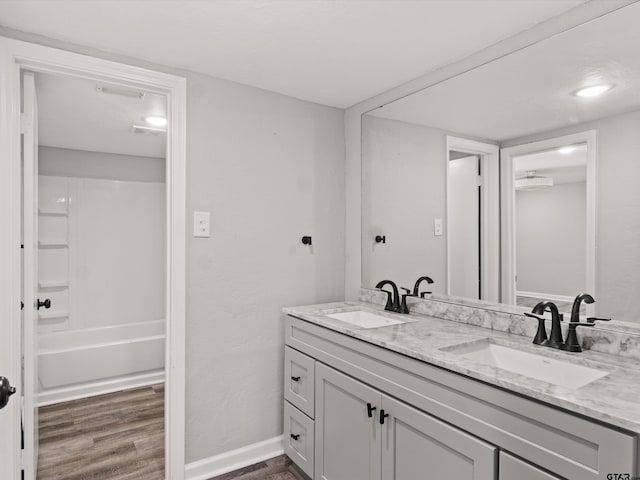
[434,218,443,236]
[193,211,210,238]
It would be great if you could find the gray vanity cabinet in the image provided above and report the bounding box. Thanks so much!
[381,394,496,480]
[314,363,382,480]
[314,362,497,480]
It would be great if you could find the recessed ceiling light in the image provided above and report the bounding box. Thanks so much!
[558,146,576,154]
[573,84,613,98]
[144,116,167,127]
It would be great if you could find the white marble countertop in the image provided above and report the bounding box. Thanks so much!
[284,301,640,434]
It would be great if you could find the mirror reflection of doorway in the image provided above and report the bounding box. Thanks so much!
[448,152,481,299]
[513,143,587,313]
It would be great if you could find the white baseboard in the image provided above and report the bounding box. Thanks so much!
[516,290,574,303]
[38,370,165,406]
[185,435,284,480]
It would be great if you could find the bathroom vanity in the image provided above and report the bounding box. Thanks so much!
[282,299,640,480]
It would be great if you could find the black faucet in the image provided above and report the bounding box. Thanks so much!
[532,301,564,348]
[562,293,611,352]
[570,293,594,323]
[412,276,434,296]
[399,288,414,314]
[375,280,400,313]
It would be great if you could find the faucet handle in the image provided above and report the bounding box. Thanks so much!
[587,317,611,324]
[419,291,432,298]
[524,313,548,345]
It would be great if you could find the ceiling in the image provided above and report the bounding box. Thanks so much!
[0,0,587,108]
[36,72,166,158]
[370,2,640,142]
[514,144,587,185]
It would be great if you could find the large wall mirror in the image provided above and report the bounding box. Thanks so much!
[361,3,640,321]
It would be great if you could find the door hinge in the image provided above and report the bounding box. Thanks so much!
[20,113,32,135]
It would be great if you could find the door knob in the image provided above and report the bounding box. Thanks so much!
[37,298,51,310]
[0,376,16,410]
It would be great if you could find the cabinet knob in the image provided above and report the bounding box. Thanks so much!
[380,409,389,425]
[290,433,300,440]
[367,402,377,418]
[291,376,301,382]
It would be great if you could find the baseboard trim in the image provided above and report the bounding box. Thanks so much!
[185,435,284,480]
[38,370,165,406]
[516,290,574,303]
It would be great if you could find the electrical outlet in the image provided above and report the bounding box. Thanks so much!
[434,218,443,236]
[193,211,210,238]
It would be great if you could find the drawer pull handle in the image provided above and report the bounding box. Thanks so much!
[367,402,376,418]
[291,376,301,382]
[290,433,300,440]
[380,409,389,425]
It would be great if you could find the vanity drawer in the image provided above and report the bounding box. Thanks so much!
[284,401,314,478]
[285,346,315,417]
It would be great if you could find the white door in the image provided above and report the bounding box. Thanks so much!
[448,155,481,299]
[22,70,40,480]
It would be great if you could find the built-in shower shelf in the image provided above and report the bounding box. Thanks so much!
[38,210,68,217]
[38,281,69,290]
[38,240,68,248]
[38,310,69,320]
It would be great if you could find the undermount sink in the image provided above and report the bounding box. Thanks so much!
[444,339,609,389]
[326,310,407,329]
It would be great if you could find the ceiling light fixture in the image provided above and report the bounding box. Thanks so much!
[144,116,167,127]
[573,84,613,98]
[515,171,554,191]
[96,85,145,99]
[558,146,576,154]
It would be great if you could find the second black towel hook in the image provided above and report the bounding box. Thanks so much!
[375,235,386,244]
[301,236,312,246]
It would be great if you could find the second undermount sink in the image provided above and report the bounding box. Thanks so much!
[444,339,609,389]
[326,310,407,329]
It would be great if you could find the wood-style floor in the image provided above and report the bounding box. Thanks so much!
[209,455,297,480]
[37,384,165,480]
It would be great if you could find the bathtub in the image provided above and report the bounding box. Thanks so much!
[38,319,165,404]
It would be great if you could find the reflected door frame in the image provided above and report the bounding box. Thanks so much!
[500,130,596,308]
[446,136,500,302]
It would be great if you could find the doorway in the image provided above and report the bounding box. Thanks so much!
[0,38,186,480]
[446,136,500,302]
[26,70,167,479]
[500,131,596,312]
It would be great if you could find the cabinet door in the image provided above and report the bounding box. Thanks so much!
[315,363,382,480]
[381,394,497,480]
[499,452,561,480]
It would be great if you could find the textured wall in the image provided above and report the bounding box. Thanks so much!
[516,182,586,297]
[184,71,345,461]
[361,115,447,293]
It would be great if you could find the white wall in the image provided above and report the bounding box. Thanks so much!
[1,30,346,464]
[361,115,446,293]
[184,72,345,461]
[503,109,640,321]
[39,146,165,182]
[516,182,586,297]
